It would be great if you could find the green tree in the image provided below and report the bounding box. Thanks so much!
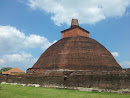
[0,67,12,74]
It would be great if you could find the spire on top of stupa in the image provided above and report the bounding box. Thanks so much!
[71,19,79,27]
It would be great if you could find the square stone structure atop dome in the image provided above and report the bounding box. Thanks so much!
[61,19,89,39]
[27,19,122,74]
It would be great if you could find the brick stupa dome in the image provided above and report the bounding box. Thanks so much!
[27,19,121,73]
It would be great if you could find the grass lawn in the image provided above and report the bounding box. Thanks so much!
[0,84,130,98]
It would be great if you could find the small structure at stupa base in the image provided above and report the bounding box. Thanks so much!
[0,19,130,94]
[2,67,25,75]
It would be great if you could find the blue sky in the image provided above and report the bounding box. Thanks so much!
[0,0,130,71]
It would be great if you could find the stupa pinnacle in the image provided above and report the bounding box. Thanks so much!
[71,19,79,27]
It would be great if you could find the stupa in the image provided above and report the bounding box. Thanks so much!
[27,19,121,74]
[1,19,129,93]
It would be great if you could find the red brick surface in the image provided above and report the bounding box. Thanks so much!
[61,28,89,39]
[30,36,121,71]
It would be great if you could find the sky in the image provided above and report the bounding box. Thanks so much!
[0,0,130,71]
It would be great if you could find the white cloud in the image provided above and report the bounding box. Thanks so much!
[24,34,53,50]
[120,61,130,68]
[0,26,25,52]
[0,25,55,52]
[0,59,4,64]
[0,52,38,71]
[20,51,33,58]
[0,25,57,71]
[27,0,130,26]
[111,52,119,57]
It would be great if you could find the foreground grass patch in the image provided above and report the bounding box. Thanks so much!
[0,84,130,98]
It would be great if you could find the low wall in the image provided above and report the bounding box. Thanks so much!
[0,70,130,93]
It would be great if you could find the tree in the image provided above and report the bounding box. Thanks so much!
[0,67,12,74]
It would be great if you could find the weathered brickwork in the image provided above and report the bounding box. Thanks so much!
[27,19,121,74]
[0,69,130,93]
[61,28,89,39]
[30,36,121,72]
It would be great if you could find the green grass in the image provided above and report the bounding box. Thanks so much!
[0,84,130,98]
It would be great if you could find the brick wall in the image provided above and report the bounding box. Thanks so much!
[0,70,130,91]
[61,28,89,39]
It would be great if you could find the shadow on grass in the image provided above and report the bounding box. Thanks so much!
[0,87,2,90]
